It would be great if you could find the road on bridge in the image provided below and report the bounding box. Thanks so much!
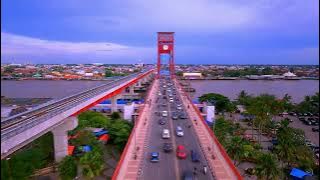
[139,76,214,180]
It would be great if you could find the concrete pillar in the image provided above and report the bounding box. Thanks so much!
[124,102,135,121]
[129,86,135,94]
[136,80,142,87]
[52,116,78,162]
[111,96,118,113]
[204,103,215,126]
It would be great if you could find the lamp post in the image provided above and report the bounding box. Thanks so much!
[6,157,12,180]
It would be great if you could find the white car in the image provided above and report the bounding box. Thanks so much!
[162,129,170,139]
[176,126,184,137]
[162,111,168,117]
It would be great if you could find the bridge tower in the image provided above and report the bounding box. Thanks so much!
[157,32,175,79]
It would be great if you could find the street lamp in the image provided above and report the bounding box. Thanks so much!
[6,157,12,180]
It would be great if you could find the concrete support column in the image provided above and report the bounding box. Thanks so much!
[124,102,135,121]
[129,86,135,94]
[52,116,78,162]
[137,80,142,87]
[111,96,118,113]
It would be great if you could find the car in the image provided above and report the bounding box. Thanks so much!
[172,114,179,120]
[158,119,166,125]
[177,106,183,110]
[162,129,170,139]
[312,128,319,132]
[163,143,173,153]
[191,150,200,162]
[303,120,312,125]
[162,111,168,117]
[182,171,194,180]
[176,145,187,159]
[150,152,159,162]
[176,126,184,137]
[179,113,187,119]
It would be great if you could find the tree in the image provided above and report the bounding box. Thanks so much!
[255,153,280,180]
[237,90,254,106]
[80,150,104,178]
[58,156,77,180]
[110,112,121,120]
[108,120,133,150]
[198,93,233,112]
[247,94,284,144]
[105,70,114,77]
[77,111,110,129]
[225,136,245,166]
[281,93,294,112]
[261,67,273,75]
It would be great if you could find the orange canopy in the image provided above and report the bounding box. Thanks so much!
[68,145,75,155]
[98,134,109,141]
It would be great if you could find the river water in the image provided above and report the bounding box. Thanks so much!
[190,80,319,103]
[1,80,319,103]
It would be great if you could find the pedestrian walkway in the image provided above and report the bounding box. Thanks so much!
[112,79,159,180]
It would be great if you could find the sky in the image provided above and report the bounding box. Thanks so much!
[1,0,319,65]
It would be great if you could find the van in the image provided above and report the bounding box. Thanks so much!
[162,129,170,139]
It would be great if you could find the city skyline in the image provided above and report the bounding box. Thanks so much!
[1,0,319,65]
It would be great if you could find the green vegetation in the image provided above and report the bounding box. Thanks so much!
[222,68,260,77]
[1,132,54,180]
[198,93,236,112]
[110,112,121,120]
[80,150,104,178]
[275,119,316,172]
[62,110,133,179]
[246,94,284,144]
[255,153,281,180]
[58,156,77,180]
[295,92,319,114]
[77,111,133,150]
[105,69,128,77]
[212,91,319,178]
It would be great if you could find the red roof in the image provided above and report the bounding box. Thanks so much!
[98,134,109,141]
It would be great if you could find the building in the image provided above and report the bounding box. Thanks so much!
[182,72,202,79]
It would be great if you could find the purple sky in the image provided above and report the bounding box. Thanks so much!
[1,0,319,64]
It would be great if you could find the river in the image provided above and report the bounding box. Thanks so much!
[1,80,319,103]
[189,80,319,103]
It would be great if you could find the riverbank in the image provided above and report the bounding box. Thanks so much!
[179,77,319,80]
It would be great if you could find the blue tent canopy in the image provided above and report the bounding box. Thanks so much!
[82,145,92,152]
[290,168,312,179]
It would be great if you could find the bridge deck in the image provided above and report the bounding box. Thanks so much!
[113,79,243,180]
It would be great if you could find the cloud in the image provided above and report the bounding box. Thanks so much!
[60,0,318,34]
[1,32,154,64]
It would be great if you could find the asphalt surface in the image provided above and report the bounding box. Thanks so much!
[140,77,214,180]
